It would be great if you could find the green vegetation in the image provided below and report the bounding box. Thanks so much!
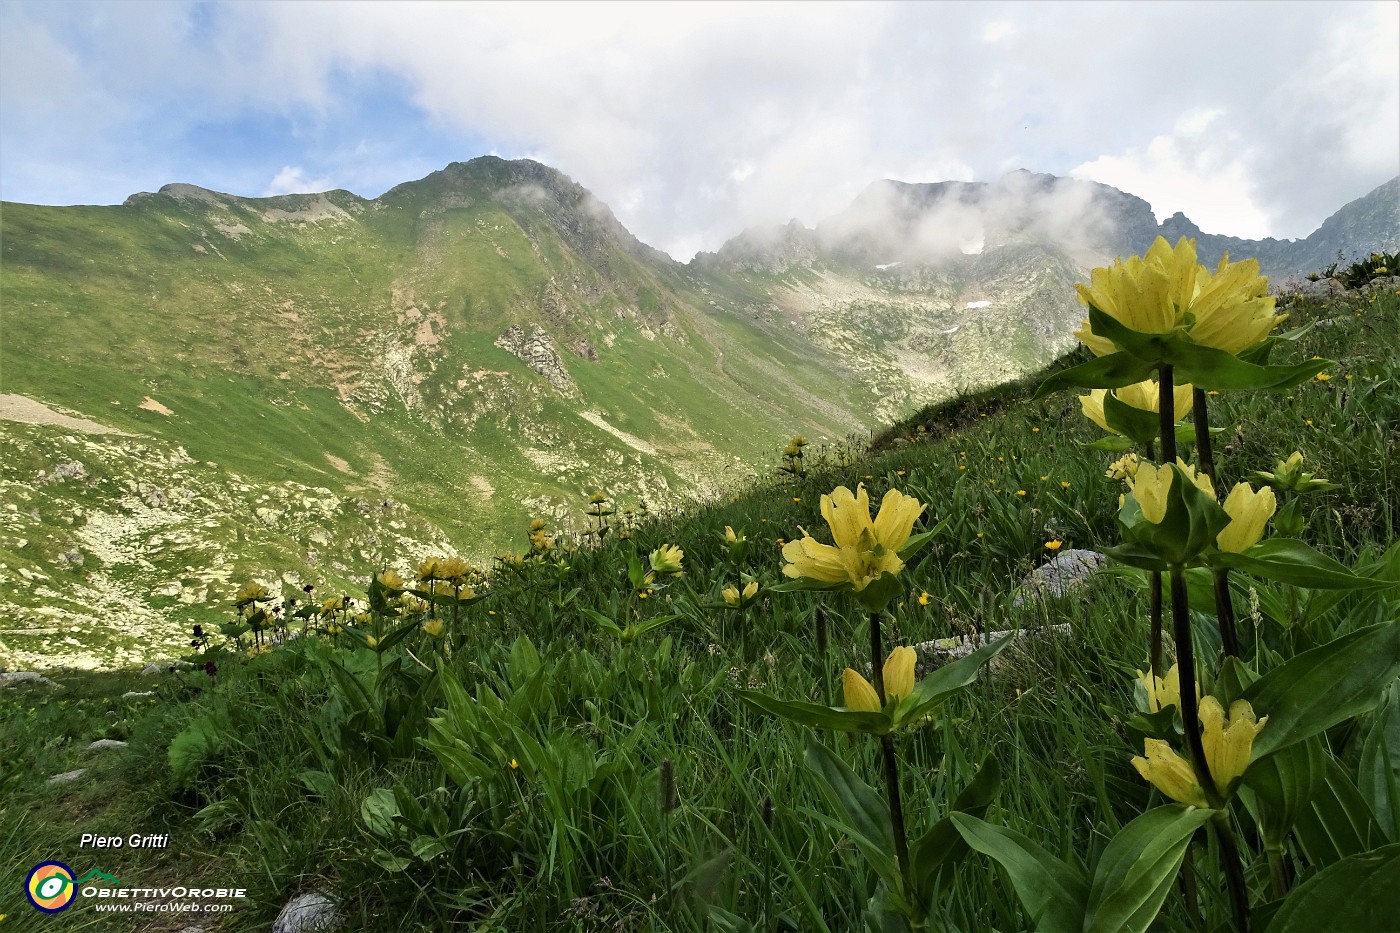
[3,275,1396,930]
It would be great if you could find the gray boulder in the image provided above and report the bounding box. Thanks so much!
[1013,549,1108,607]
[273,891,342,933]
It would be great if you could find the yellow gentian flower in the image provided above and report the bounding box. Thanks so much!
[649,544,685,575]
[1132,739,1209,808]
[1126,463,1175,524]
[376,570,405,591]
[1216,483,1276,553]
[842,646,917,711]
[1184,254,1283,354]
[1106,452,1141,481]
[1199,696,1268,796]
[423,618,444,638]
[781,485,925,592]
[1137,663,1198,713]
[843,668,882,712]
[235,581,271,606]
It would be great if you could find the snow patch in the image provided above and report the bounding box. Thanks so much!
[874,261,902,270]
[964,301,992,310]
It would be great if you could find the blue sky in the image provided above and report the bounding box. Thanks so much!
[2,0,1396,260]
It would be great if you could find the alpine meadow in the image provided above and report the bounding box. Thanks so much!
[2,153,1400,933]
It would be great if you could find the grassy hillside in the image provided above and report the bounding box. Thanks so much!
[1,159,897,667]
[2,277,1395,930]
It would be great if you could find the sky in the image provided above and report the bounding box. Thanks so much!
[1,0,1396,261]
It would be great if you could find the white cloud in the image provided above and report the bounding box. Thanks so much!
[262,166,336,197]
[1072,108,1274,239]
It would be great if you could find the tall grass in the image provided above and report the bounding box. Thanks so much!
[1,283,1396,931]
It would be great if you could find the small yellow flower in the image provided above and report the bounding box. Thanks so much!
[724,525,742,543]
[793,497,802,503]
[918,591,930,606]
[1315,373,1331,382]
[423,618,444,638]
[1216,483,1276,553]
[1132,739,1209,808]
[1016,490,1027,497]
[417,557,442,581]
[1032,427,1040,433]
[376,570,405,591]
[589,490,609,504]
[529,518,547,532]
[509,758,519,770]
[1045,540,1063,550]
[1061,480,1071,489]
[366,635,379,648]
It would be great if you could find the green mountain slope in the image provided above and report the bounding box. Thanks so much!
[1,158,880,666]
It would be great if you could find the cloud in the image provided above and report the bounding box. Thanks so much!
[1071,108,1273,239]
[2,1,1396,258]
[262,166,336,197]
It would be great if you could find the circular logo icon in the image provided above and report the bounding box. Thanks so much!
[26,861,77,913]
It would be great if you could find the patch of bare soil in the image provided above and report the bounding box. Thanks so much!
[0,394,132,435]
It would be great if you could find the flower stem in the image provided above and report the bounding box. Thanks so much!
[1193,387,1240,657]
[1267,846,1288,901]
[1150,574,1164,677]
[1213,812,1253,932]
[1159,365,1178,465]
[1169,570,1211,800]
[869,612,912,895]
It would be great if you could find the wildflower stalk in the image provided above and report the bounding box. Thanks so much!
[1169,569,1251,931]
[868,611,912,895]
[1194,387,1241,657]
[661,757,676,908]
[1163,370,1250,932]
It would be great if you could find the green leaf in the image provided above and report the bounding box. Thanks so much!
[1102,542,1171,573]
[361,787,401,837]
[1103,389,1160,445]
[898,519,948,561]
[508,635,542,686]
[900,635,1011,725]
[1292,755,1387,868]
[1034,351,1157,399]
[580,607,624,636]
[1243,738,1327,848]
[768,577,847,595]
[1164,340,1330,392]
[1266,844,1400,932]
[1086,435,1137,452]
[737,690,890,734]
[1214,538,1392,590]
[370,849,413,872]
[296,769,339,799]
[1083,805,1214,933]
[1243,622,1400,760]
[1360,685,1400,841]
[375,617,422,654]
[410,835,448,862]
[803,734,900,887]
[910,756,1000,902]
[951,812,1088,933]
